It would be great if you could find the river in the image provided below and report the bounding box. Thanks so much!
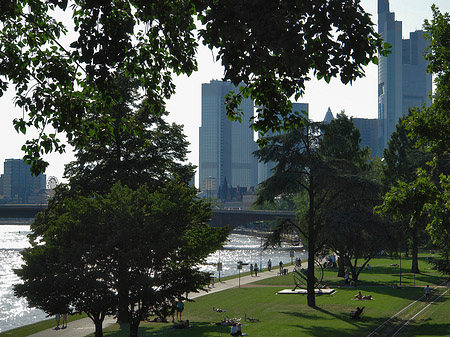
[0,225,306,333]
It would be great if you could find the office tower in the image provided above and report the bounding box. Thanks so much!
[323,109,382,157]
[0,159,46,203]
[199,80,258,198]
[378,0,432,148]
[257,102,309,183]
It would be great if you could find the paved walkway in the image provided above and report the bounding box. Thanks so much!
[28,268,285,337]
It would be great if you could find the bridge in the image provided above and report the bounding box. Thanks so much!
[210,209,296,229]
[0,204,296,229]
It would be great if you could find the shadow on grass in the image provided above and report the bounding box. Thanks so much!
[102,322,232,336]
[402,322,450,336]
[281,306,362,327]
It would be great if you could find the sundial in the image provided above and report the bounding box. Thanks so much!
[292,259,324,291]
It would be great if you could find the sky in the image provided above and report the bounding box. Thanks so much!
[1,0,450,185]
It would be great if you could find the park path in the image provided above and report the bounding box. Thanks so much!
[26,267,286,337]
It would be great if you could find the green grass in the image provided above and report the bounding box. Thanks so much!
[3,252,449,337]
[98,286,444,337]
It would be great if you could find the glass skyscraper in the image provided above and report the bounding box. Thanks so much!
[0,159,46,203]
[378,0,432,149]
[199,80,257,197]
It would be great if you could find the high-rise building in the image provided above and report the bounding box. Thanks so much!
[257,102,309,183]
[378,0,432,149]
[0,159,46,204]
[199,80,258,198]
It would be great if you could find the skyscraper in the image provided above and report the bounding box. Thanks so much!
[378,0,432,148]
[0,159,46,203]
[199,80,257,198]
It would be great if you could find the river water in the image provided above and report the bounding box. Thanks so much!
[0,225,306,333]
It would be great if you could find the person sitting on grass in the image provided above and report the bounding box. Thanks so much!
[362,294,374,300]
[213,307,226,312]
[353,291,362,300]
[350,306,364,319]
[230,322,248,336]
[171,320,190,329]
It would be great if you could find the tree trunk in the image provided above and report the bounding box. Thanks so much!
[117,258,131,323]
[411,228,420,274]
[337,255,344,277]
[94,319,104,337]
[306,185,316,307]
[129,319,140,337]
[307,241,316,307]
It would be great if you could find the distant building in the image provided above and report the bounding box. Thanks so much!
[353,118,383,157]
[0,159,47,204]
[257,102,309,183]
[378,0,432,149]
[199,80,258,198]
[322,109,382,157]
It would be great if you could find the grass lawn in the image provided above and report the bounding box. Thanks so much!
[3,252,449,337]
[97,253,449,337]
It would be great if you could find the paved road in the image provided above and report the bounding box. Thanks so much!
[27,268,286,337]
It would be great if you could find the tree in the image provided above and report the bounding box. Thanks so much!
[15,181,228,337]
[324,193,395,282]
[375,170,437,274]
[319,114,392,280]
[0,0,388,174]
[255,113,373,306]
[60,74,197,323]
[380,115,436,272]
[400,6,450,274]
[64,73,195,195]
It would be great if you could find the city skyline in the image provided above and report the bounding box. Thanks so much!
[0,1,449,185]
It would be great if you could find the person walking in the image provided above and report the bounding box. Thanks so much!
[250,263,254,276]
[254,263,259,277]
[424,285,431,303]
[267,259,272,271]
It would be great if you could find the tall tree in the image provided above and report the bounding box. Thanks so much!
[399,6,450,274]
[15,181,228,337]
[381,115,434,272]
[0,0,388,174]
[256,113,373,306]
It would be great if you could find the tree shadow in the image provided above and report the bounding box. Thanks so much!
[103,321,232,336]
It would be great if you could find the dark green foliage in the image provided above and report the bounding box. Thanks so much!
[14,182,228,337]
[63,74,195,195]
[0,0,387,174]
[407,6,450,156]
[255,113,383,306]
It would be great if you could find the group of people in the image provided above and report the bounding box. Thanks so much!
[54,313,68,330]
[170,299,184,322]
[353,291,374,301]
[249,263,259,276]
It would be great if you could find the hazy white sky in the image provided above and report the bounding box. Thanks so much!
[1,0,449,183]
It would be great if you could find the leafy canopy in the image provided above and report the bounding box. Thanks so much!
[0,0,387,174]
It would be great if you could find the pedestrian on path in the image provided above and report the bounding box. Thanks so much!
[424,285,431,303]
[250,263,254,276]
[268,259,272,271]
[54,314,61,330]
[62,313,68,329]
[254,263,259,277]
